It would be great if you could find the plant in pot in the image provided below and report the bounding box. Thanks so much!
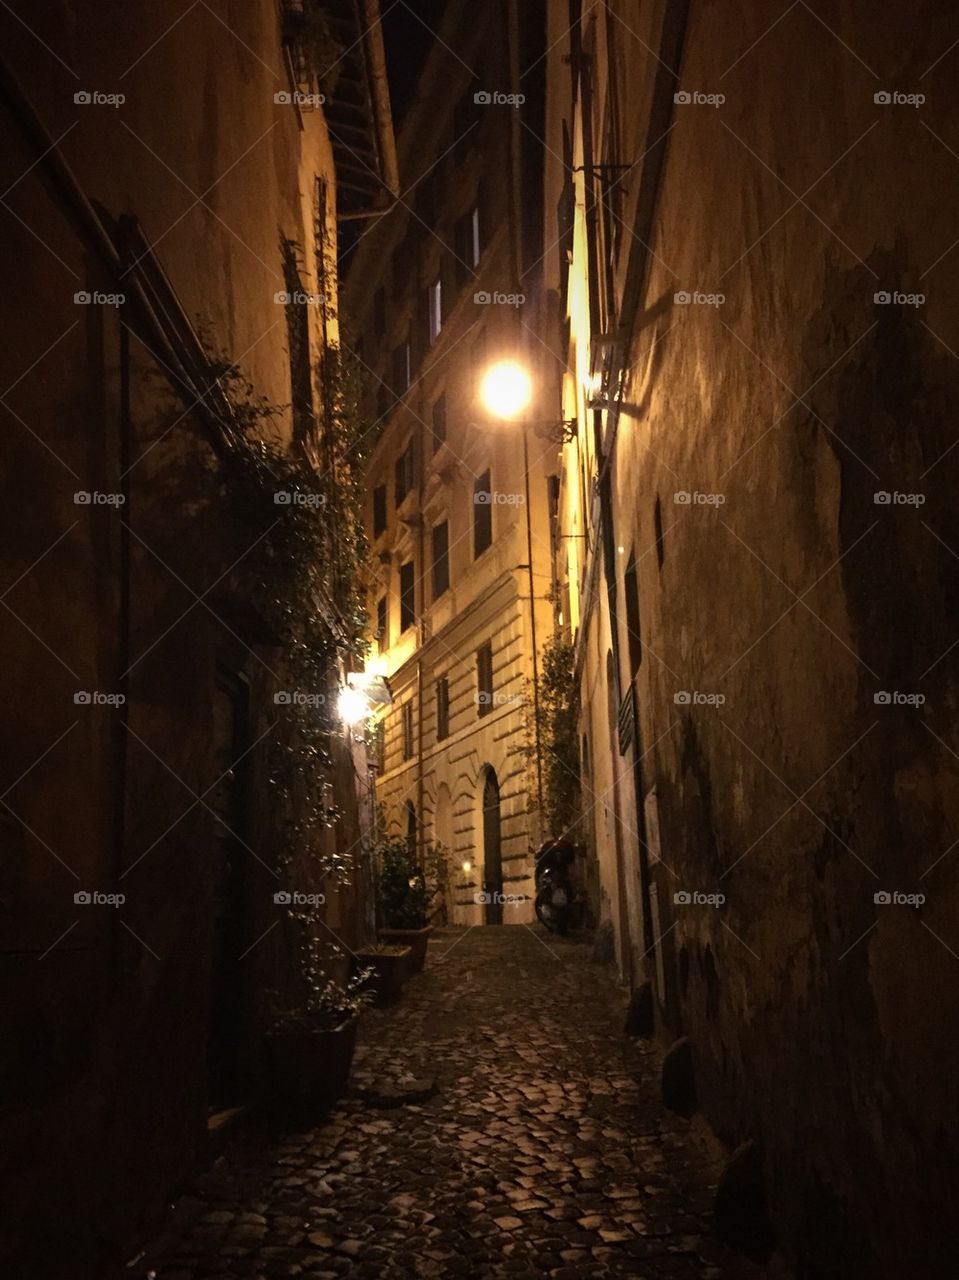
[354,940,412,1006]
[264,918,372,1124]
[375,836,445,973]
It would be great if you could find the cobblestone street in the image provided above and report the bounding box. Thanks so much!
[131,928,772,1280]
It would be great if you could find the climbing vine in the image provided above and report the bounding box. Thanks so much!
[211,341,373,883]
[530,633,582,839]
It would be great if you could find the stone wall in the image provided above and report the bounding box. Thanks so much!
[548,1,959,1273]
[0,3,369,1275]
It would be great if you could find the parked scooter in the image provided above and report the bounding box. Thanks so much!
[534,838,576,934]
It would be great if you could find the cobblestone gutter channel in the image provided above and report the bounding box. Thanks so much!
[131,927,778,1278]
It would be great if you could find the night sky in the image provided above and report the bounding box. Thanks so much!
[381,0,450,125]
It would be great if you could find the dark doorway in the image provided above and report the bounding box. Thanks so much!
[482,767,503,925]
[207,666,252,1113]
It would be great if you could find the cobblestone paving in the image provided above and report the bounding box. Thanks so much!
[134,927,773,1279]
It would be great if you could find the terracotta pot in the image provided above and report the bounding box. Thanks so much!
[264,1016,358,1123]
[356,945,411,1005]
[378,924,432,973]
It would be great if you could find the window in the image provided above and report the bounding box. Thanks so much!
[623,555,642,675]
[428,277,443,345]
[400,560,415,632]
[376,596,388,649]
[476,642,493,717]
[392,339,411,398]
[473,468,492,558]
[395,440,415,507]
[454,205,482,283]
[370,719,385,770]
[402,702,414,760]
[373,484,387,536]
[431,392,447,452]
[432,520,450,600]
[436,675,450,741]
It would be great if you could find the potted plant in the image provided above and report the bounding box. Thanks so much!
[264,927,372,1123]
[354,941,412,1006]
[375,836,445,972]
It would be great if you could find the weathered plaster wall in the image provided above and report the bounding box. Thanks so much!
[609,1,959,1273]
[0,3,356,1275]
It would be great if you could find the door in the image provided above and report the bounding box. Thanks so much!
[482,767,503,925]
[207,666,251,1112]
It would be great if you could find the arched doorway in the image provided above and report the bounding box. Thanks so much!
[481,767,503,925]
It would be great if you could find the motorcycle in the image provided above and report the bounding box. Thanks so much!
[534,838,576,934]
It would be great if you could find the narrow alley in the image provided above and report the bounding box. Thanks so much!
[131,929,766,1280]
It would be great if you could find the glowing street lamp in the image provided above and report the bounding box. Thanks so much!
[479,359,533,421]
[337,684,370,726]
[477,356,545,821]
